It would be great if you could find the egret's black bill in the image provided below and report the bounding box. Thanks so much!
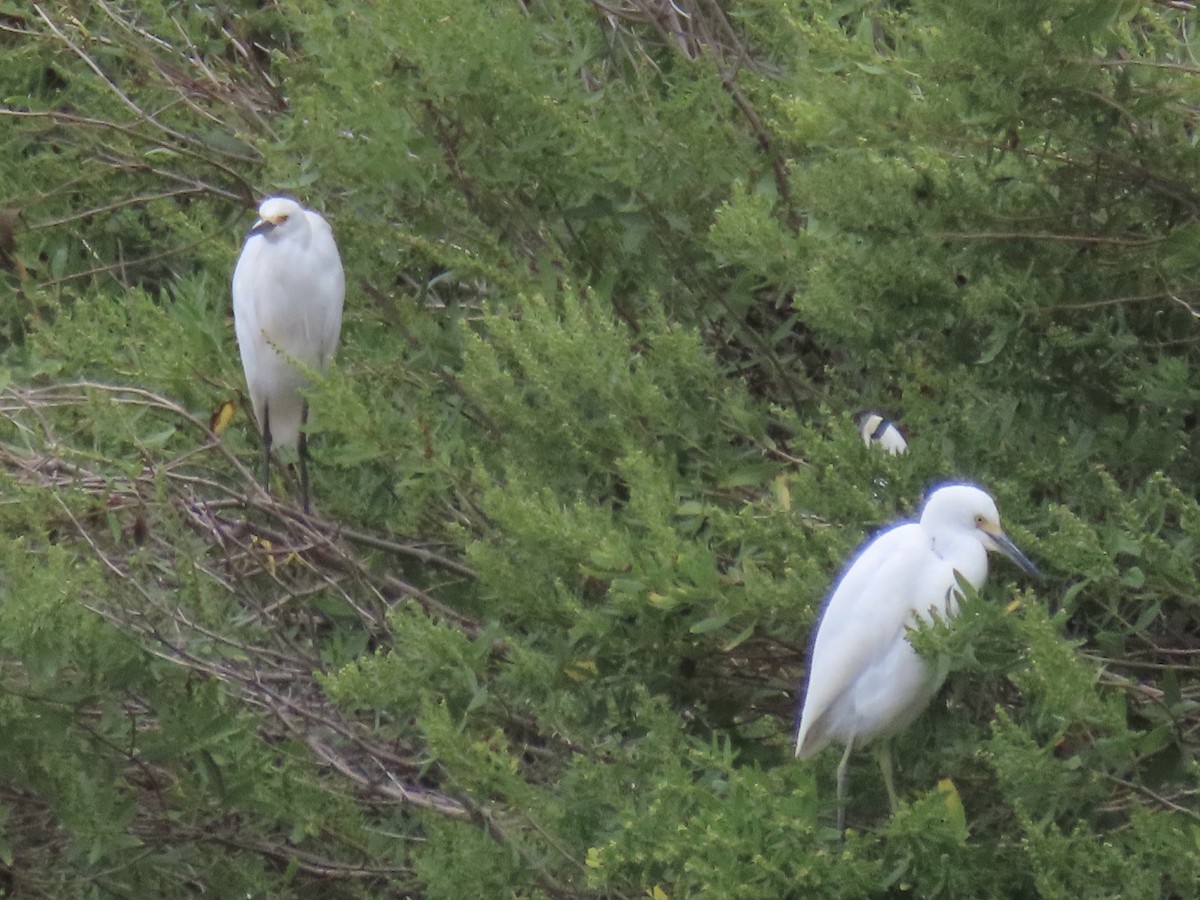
[994,532,1040,578]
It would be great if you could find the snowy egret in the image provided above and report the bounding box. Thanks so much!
[856,411,908,455]
[794,483,1038,833]
[232,196,345,511]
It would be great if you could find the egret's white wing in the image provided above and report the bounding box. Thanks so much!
[302,210,345,369]
[877,424,908,455]
[232,234,271,425]
[794,522,946,758]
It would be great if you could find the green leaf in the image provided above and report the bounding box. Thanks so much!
[690,614,732,635]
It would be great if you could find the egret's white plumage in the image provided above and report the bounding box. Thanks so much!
[232,196,344,509]
[794,483,1038,831]
[857,411,908,456]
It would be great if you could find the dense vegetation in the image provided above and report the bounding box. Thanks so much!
[1,1,1199,896]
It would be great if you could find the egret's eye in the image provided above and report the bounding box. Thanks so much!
[974,514,985,525]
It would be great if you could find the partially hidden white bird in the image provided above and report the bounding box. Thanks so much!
[232,196,345,511]
[794,483,1038,834]
[856,411,908,456]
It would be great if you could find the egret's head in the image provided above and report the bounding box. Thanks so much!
[855,410,908,455]
[248,196,304,238]
[856,411,886,443]
[922,483,1040,577]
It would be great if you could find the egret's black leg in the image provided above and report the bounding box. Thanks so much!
[261,403,273,493]
[877,741,898,814]
[836,738,854,839]
[298,401,310,513]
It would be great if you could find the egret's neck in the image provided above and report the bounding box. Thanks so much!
[271,218,310,249]
[930,530,989,591]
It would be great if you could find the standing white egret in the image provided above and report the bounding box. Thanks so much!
[232,196,345,511]
[794,483,1038,833]
[856,411,908,455]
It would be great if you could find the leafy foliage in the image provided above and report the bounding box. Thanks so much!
[0,0,1199,897]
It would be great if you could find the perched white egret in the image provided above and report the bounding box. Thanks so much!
[856,411,908,456]
[232,196,345,511]
[794,483,1038,833]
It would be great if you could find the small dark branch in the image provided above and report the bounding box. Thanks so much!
[1096,772,1200,822]
[0,108,258,203]
[933,230,1164,247]
[582,0,798,228]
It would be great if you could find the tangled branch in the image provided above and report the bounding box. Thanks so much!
[0,382,490,886]
[584,0,799,225]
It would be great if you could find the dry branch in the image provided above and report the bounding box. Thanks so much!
[0,379,608,895]
[0,382,478,822]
